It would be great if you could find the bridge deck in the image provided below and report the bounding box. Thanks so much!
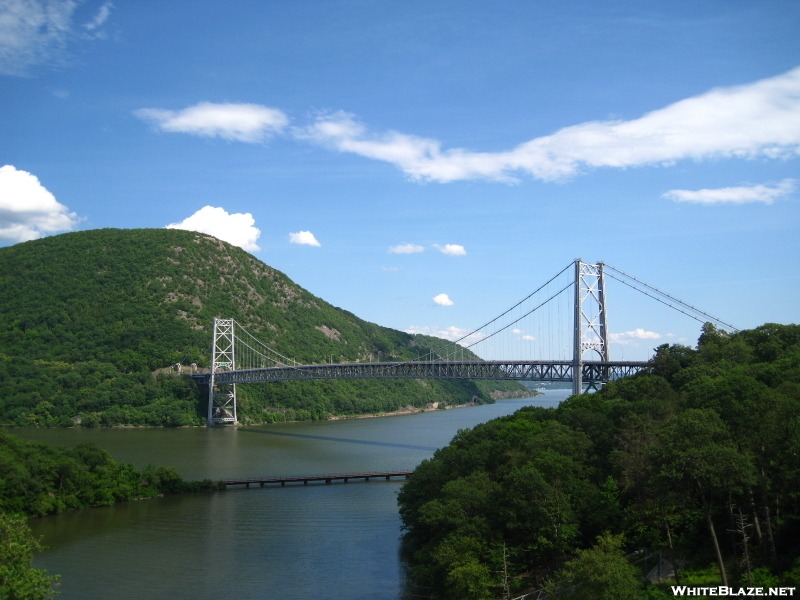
[192,360,648,385]
[221,471,413,488]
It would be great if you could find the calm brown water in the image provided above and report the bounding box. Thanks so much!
[18,391,569,600]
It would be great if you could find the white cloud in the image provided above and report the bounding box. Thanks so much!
[166,206,261,251]
[434,243,466,256]
[511,329,536,341]
[406,325,483,347]
[0,165,79,242]
[609,329,662,345]
[432,293,454,306]
[663,178,796,205]
[0,0,112,76]
[381,266,401,271]
[299,67,800,182]
[289,230,321,246]
[83,1,112,31]
[134,102,289,143]
[389,243,424,254]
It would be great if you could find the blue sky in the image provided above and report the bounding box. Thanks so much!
[1,0,799,361]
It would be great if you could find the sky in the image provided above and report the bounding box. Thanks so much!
[1,0,799,361]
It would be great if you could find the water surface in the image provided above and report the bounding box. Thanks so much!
[21,391,570,599]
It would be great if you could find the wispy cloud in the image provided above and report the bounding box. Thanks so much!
[135,69,800,185]
[381,266,401,271]
[83,1,113,32]
[663,178,796,205]
[609,329,662,345]
[166,206,261,251]
[289,230,321,246]
[434,243,466,256]
[134,102,289,143]
[511,329,535,341]
[299,67,800,182]
[389,243,424,254]
[0,0,113,76]
[0,165,80,242]
[406,325,482,347]
[432,293,454,306]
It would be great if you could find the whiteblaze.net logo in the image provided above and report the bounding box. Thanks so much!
[671,586,796,597]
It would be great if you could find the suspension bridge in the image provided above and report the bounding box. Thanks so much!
[191,259,736,425]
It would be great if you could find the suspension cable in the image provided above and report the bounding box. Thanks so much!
[453,281,574,354]
[233,319,302,366]
[421,261,574,361]
[265,263,574,369]
[225,260,735,372]
[602,264,738,332]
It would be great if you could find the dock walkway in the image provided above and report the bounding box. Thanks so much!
[221,471,413,488]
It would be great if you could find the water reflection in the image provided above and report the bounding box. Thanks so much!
[239,427,438,451]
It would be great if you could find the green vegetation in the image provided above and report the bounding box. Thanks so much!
[235,378,527,423]
[0,228,527,427]
[0,430,215,517]
[397,323,800,599]
[0,512,58,600]
[0,359,199,427]
[550,533,647,600]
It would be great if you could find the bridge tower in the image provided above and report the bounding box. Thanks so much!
[208,318,238,425]
[572,259,609,395]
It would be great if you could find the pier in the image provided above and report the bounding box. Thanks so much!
[221,471,414,488]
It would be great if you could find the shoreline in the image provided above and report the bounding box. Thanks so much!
[3,393,546,430]
[304,391,544,423]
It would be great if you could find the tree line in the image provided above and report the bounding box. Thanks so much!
[0,431,215,517]
[397,323,800,599]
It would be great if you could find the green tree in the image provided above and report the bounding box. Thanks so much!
[651,409,754,586]
[0,512,58,600]
[556,533,645,600]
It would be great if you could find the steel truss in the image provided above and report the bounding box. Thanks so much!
[208,318,237,425]
[573,260,609,395]
[195,360,647,387]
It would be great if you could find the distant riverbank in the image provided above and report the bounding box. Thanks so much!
[324,391,542,421]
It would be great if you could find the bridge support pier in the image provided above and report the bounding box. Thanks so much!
[572,260,609,395]
[208,318,238,425]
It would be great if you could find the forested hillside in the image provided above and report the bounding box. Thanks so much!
[0,228,524,427]
[397,323,800,599]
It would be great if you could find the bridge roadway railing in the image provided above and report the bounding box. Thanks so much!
[192,360,648,386]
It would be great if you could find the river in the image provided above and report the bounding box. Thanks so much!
[16,389,571,600]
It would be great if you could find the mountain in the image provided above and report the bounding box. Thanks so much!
[0,228,525,427]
